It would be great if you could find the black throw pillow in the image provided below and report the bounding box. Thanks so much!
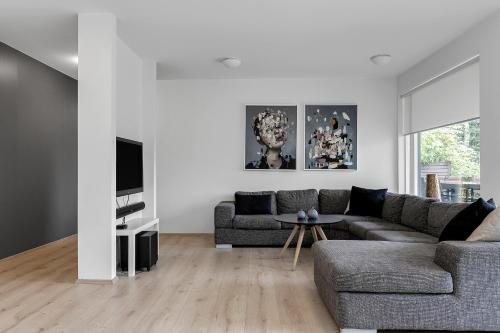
[439,198,496,242]
[235,193,273,215]
[346,186,388,218]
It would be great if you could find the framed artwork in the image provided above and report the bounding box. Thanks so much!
[245,105,297,170]
[304,104,357,170]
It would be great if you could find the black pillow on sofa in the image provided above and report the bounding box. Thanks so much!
[346,186,388,218]
[439,198,496,242]
[235,193,273,215]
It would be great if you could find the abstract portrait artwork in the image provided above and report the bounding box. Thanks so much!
[245,105,297,170]
[304,105,357,170]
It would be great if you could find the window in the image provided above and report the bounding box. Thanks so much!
[400,58,480,200]
[417,119,480,202]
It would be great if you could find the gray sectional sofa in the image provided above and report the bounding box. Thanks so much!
[214,189,500,332]
[214,189,464,246]
[314,240,500,332]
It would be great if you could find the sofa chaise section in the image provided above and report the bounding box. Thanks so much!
[314,241,453,294]
[313,240,500,331]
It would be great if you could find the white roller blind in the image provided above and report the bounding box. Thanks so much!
[402,61,479,135]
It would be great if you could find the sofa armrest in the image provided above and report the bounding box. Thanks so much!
[434,241,500,297]
[214,201,235,229]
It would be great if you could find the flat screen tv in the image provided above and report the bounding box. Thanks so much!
[116,137,143,197]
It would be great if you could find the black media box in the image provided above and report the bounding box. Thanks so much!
[118,231,158,272]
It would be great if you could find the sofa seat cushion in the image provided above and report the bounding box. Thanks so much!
[313,214,383,232]
[349,221,414,239]
[281,214,353,230]
[331,221,349,231]
[338,214,384,223]
[281,221,296,229]
[312,240,453,294]
[233,215,281,230]
[366,230,438,244]
[283,214,384,231]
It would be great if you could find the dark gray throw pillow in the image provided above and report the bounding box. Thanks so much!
[347,186,388,218]
[235,193,273,215]
[439,198,496,242]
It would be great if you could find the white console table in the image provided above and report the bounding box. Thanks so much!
[116,217,160,277]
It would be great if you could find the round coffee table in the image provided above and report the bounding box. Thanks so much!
[273,214,343,269]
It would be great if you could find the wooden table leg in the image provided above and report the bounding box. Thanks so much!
[293,225,306,270]
[279,225,299,257]
[311,226,318,242]
[316,225,328,241]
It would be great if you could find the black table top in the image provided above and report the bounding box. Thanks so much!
[273,214,343,225]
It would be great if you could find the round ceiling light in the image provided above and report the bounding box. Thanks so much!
[370,54,392,66]
[220,57,242,68]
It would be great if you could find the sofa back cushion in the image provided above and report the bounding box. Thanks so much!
[401,195,438,233]
[382,193,407,224]
[235,191,277,215]
[319,189,350,214]
[427,202,469,238]
[277,189,318,214]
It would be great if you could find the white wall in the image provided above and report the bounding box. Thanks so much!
[114,40,158,223]
[116,38,143,141]
[397,10,500,200]
[157,78,397,233]
[115,37,143,220]
[141,60,158,218]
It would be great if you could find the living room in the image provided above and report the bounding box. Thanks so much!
[1,0,500,332]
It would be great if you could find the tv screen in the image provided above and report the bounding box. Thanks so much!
[116,137,143,197]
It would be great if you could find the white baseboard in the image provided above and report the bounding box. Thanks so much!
[340,329,377,333]
[76,277,118,285]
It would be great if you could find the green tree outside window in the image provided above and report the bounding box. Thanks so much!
[420,119,480,181]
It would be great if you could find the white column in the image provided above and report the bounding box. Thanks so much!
[77,13,117,281]
[141,60,157,218]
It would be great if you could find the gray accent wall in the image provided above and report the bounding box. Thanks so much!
[0,42,77,259]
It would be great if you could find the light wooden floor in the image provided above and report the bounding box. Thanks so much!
[0,234,338,333]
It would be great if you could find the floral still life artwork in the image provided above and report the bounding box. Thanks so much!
[304,105,357,170]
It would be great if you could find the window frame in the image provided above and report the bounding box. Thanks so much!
[403,118,481,200]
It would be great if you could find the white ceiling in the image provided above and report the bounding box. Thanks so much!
[0,0,499,80]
